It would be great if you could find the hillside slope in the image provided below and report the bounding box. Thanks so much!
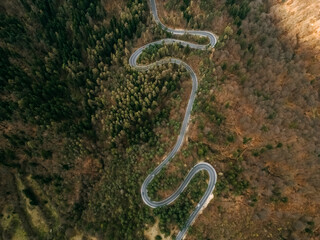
[270,0,320,75]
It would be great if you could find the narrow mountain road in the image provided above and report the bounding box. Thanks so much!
[129,1,218,239]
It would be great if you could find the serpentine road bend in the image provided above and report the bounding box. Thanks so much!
[129,0,218,239]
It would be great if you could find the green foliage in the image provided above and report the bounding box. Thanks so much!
[267,111,277,119]
[0,0,152,238]
[153,172,207,233]
[227,134,235,143]
[216,159,249,196]
[243,136,252,144]
[195,100,225,126]
[0,14,28,44]
[164,0,194,23]
[155,235,162,240]
[180,0,192,23]
[138,42,192,65]
[41,150,53,159]
[260,125,269,132]
[197,143,208,157]
[0,100,15,121]
[84,149,154,239]
[147,166,180,201]
[206,132,216,143]
[221,62,227,71]
[1,0,147,132]
[304,221,315,235]
[225,0,251,26]
[0,149,16,163]
[249,192,258,206]
[252,146,272,157]
[276,142,283,148]
[200,0,215,12]
[106,64,182,146]
[22,188,39,206]
[270,187,288,203]
[265,144,273,150]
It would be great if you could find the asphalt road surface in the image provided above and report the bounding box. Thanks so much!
[129,1,218,239]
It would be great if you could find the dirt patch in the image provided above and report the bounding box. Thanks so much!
[102,0,126,21]
[144,218,172,240]
[15,175,49,234]
[71,234,98,240]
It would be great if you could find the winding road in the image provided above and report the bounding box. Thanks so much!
[129,1,218,239]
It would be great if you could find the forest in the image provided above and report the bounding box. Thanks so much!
[1,0,319,239]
